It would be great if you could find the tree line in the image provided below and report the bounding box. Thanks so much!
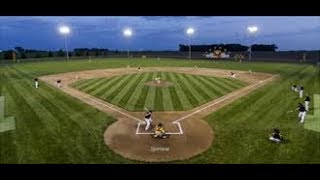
[1,44,279,60]
[0,47,110,60]
[179,44,278,52]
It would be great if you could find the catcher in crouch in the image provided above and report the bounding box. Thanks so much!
[153,123,168,139]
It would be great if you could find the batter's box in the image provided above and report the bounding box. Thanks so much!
[135,121,183,135]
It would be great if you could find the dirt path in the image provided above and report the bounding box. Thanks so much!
[39,67,277,162]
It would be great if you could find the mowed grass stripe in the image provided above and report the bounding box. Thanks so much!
[154,72,164,111]
[198,76,231,95]
[4,69,70,162]
[205,77,235,93]
[174,73,202,106]
[134,73,154,111]
[165,72,183,111]
[109,73,141,103]
[160,72,174,111]
[0,87,17,163]
[224,77,247,87]
[71,79,91,89]
[182,73,213,101]
[143,72,158,111]
[95,75,130,98]
[80,78,109,93]
[215,77,242,91]
[6,67,117,163]
[167,72,193,110]
[5,81,55,162]
[114,73,145,106]
[76,78,102,91]
[209,66,312,125]
[71,79,88,88]
[13,82,95,162]
[8,67,101,123]
[6,70,60,136]
[178,73,207,104]
[210,77,239,92]
[125,73,151,111]
[0,71,3,95]
[218,78,244,89]
[89,76,123,96]
[8,67,101,131]
[219,68,312,128]
[186,74,218,98]
[104,74,135,102]
[192,75,224,97]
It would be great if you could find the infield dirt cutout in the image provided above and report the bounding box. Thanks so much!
[39,67,278,162]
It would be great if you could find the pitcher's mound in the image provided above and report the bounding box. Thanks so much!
[144,80,174,88]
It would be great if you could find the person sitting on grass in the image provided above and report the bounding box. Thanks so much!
[153,123,167,139]
[269,128,283,143]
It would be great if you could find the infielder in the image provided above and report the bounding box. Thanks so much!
[305,94,311,111]
[299,85,304,98]
[297,103,307,123]
[34,78,39,88]
[230,72,236,78]
[56,80,62,88]
[144,110,153,131]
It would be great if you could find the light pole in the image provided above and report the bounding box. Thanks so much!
[123,28,133,58]
[247,25,258,62]
[59,26,71,61]
[186,27,195,60]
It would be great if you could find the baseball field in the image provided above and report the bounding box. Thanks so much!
[0,58,319,163]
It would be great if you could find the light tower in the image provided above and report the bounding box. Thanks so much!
[123,28,133,58]
[247,25,258,62]
[186,27,195,60]
[59,26,71,61]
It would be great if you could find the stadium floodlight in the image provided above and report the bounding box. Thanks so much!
[123,28,133,37]
[59,26,71,61]
[247,26,258,34]
[247,25,258,62]
[186,27,195,59]
[123,28,133,58]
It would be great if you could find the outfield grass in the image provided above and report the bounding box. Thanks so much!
[71,72,246,111]
[0,58,319,163]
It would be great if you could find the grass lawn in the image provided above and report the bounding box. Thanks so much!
[0,58,319,163]
[71,72,246,111]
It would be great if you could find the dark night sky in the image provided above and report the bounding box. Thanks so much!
[0,16,319,51]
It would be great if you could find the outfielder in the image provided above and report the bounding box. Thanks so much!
[305,94,311,111]
[297,103,307,123]
[299,85,304,98]
[144,109,153,131]
[34,78,39,88]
